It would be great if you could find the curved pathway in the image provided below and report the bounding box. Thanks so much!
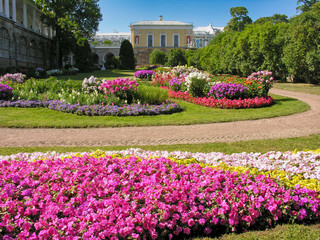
[1,89,320,147]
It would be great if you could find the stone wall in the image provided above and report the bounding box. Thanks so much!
[0,15,53,70]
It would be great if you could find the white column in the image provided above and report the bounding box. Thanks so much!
[32,8,36,30]
[4,0,9,18]
[0,0,3,15]
[12,0,16,22]
[23,1,27,27]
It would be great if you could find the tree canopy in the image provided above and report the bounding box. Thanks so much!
[297,0,320,12]
[225,7,252,32]
[34,0,102,67]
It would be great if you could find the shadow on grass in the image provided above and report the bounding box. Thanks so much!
[57,69,135,81]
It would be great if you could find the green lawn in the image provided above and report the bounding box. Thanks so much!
[58,69,136,81]
[274,82,320,95]
[0,94,309,128]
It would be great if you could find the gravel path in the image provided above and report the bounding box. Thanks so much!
[1,89,320,147]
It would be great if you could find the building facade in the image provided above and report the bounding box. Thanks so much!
[129,16,193,65]
[192,23,224,48]
[89,31,130,67]
[0,0,53,69]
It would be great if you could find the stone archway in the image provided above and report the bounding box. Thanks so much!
[92,52,99,65]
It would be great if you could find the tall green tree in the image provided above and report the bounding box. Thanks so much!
[283,2,320,83]
[34,0,102,68]
[297,0,320,12]
[225,7,252,32]
[119,40,135,70]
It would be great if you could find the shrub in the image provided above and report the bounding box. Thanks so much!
[0,84,13,100]
[0,73,26,84]
[166,48,187,67]
[119,39,135,70]
[246,70,275,96]
[149,49,167,65]
[185,72,210,97]
[104,53,120,69]
[35,67,47,78]
[169,77,185,92]
[208,83,248,99]
[82,76,101,93]
[135,85,168,104]
[46,69,63,76]
[74,38,94,72]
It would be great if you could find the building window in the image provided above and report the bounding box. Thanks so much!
[173,34,179,47]
[135,36,139,44]
[0,28,9,50]
[160,34,166,47]
[147,34,153,47]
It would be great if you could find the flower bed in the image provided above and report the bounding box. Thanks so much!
[0,100,183,116]
[169,89,274,109]
[0,149,320,239]
[134,70,155,80]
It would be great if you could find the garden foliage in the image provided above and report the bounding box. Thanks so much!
[119,40,136,70]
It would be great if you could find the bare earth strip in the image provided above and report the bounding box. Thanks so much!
[1,89,320,147]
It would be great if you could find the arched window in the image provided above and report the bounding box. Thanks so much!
[0,28,10,51]
[186,36,191,45]
[135,36,139,44]
[19,37,27,55]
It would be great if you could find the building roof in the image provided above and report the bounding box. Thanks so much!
[95,32,130,37]
[194,23,224,34]
[130,20,193,27]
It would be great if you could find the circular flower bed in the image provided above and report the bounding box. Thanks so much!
[168,89,274,109]
[0,152,319,239]
[0,100,183,116]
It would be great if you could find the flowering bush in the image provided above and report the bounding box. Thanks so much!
[134,70,155,80]
[35,67,47,78]
[152,72,176,87]
[0,73,26,84]
[169,77,185,92]
[208,83,248,99]
[0,99,183,116]
[184,72,211,97]
[46,69,63,76]
[245,70,275,97]
[0,84,13,100]
[100,77,139,104]
[169,90,274,109]
[82,76,101,93]
[0,151,319,239]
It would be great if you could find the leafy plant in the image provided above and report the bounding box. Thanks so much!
[135,85,168,104]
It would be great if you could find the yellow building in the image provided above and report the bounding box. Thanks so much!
[129,16,193,65]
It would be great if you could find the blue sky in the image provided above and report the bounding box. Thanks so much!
[97,0,299,33]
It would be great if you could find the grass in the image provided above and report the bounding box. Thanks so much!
[0,94,309,128]
[191,224,320,240]
[57,69,136,81]
[274,82,320,96]
[0,134,319,156]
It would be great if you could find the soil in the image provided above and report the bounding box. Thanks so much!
[1,89,320,147]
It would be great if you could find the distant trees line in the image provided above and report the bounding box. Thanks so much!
[149,1,320,84]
